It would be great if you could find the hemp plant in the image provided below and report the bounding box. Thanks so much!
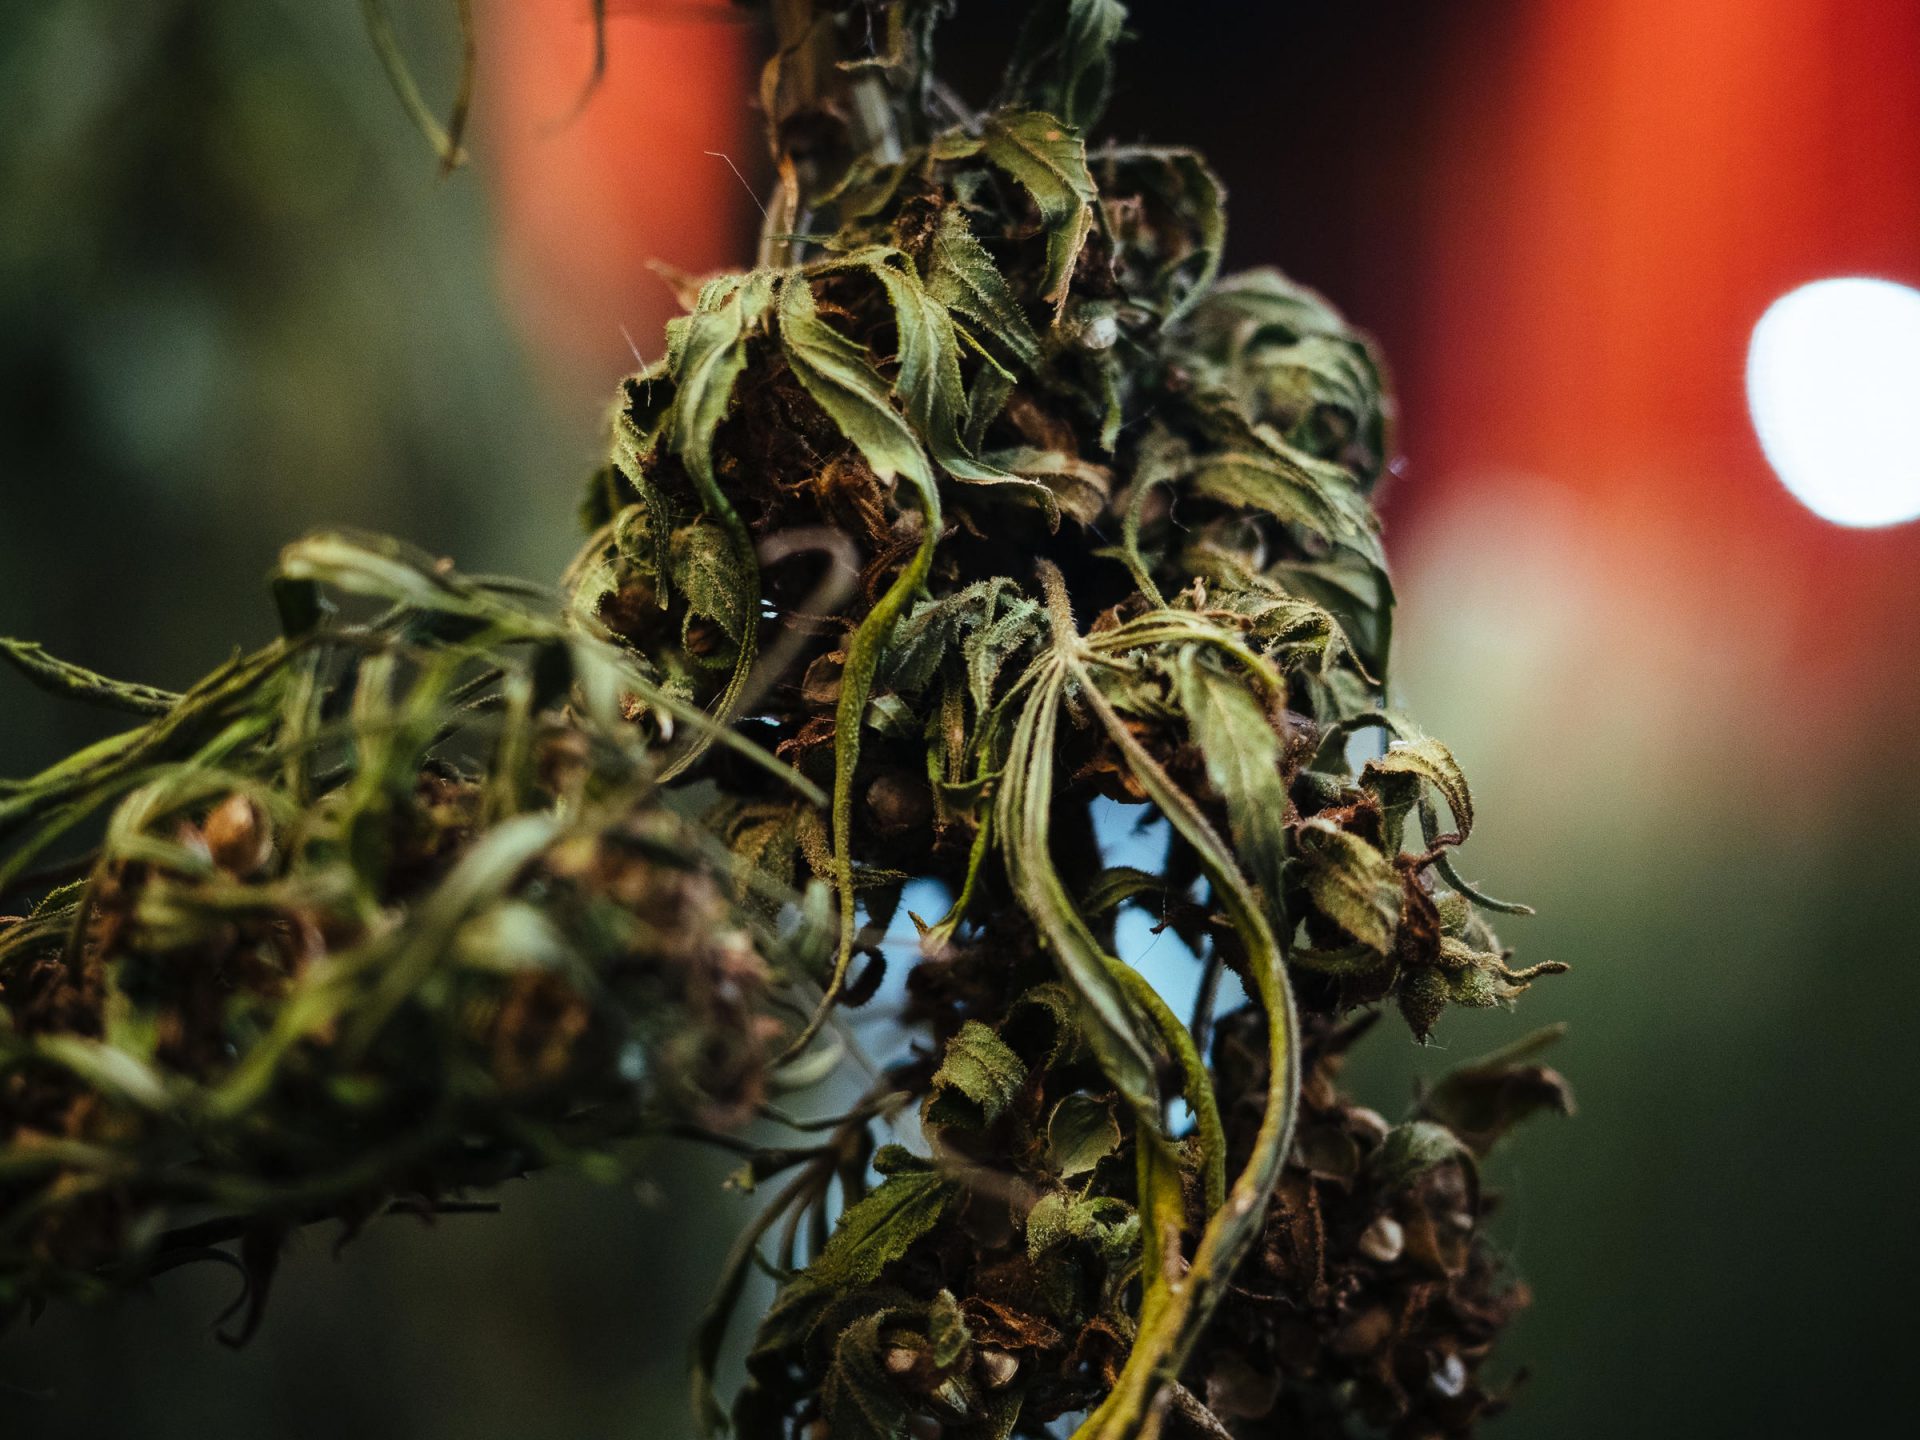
[0,3,1573,1437]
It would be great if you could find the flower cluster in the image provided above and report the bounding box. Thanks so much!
[0,3,1568,1436]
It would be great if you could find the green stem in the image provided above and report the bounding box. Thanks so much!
[1032,566,1301,1440]
[777,513,939,1067]
[1103,960,1226,1214]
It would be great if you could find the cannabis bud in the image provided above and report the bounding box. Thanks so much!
[0,3,1569,1436]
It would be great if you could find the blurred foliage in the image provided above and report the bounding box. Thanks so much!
[0,7,648,1428]
[0,0,579,773]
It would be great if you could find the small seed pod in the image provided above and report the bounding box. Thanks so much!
[975,1348,1018,1390]
[1357,1212,1405,1264]
[1429,1351,1469,1399]
[203,793,272,877]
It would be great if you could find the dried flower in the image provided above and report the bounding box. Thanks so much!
[0,3,1571,1437]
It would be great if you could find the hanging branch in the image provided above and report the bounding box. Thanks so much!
[359,0,475,174]
[0,5,1573,1438]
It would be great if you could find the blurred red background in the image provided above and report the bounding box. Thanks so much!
[480,0,1920,792]
[1396,0,1920,776]
[484,0,762,424]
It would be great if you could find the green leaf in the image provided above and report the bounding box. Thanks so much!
[1249,332,1383,460]
[879,578,1037,711]
[930,1019,1027,1127]
[1025,1189,1138,1274]
[1179,269,1390,484]
[980,111,1097,319]
[985,446,1112,526]
[963,590,1044,714]
[1175,648,1291,907]
[841,249,1067,522]
[778,274,933,492]
[879,596,962,700]
[279,531,536,632]
[1189,446,1379,562]
[963,362,1015,454]
[924,207,1042,373]
[602,376,677,604]
[895,296,994,483]
[1369,1120,1472,1192]
[820,155,914,237]
[759,1166,956,1344]
[1053,574,1307,1440]
[669,519,754,648]
[840,249,1004,475]
[1270,552,1396,691]
[1107,147,1225,327]
[0,639,179,717]
[821,1311,913,1440]
[611,496,669,599]
[1293,817,1400,954]
[927,1289,970,1368]
[1195,580,1347,675]
[657,271,775,768]
[1363,733,1474,840]
[773,273,947,1069]
[996,660,1162,1114]
[1242,594,1341,664]
[1115,422,1190,604]
[1080,865,1167,918]
[670,271,775,498]
[0,646,286,871]
[1046,1092,1121,1177]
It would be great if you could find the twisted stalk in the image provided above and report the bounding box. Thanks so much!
[1035,564,1303,1440]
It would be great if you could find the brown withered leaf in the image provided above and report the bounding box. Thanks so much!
[1421,1025,1576,1157]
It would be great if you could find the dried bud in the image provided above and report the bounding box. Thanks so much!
[0,10,1562,1437]
[1397,966,1448,1042]
[596,578,659,639]
[865,771,932,835]
[1206,1354,1281,1419]
[1330,1305,1395,1359]
[683,616,726,660]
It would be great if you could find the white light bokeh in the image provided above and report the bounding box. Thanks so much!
[1746,277,1920,528]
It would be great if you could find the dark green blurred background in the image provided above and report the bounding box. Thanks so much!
[4,3,1917,1437]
